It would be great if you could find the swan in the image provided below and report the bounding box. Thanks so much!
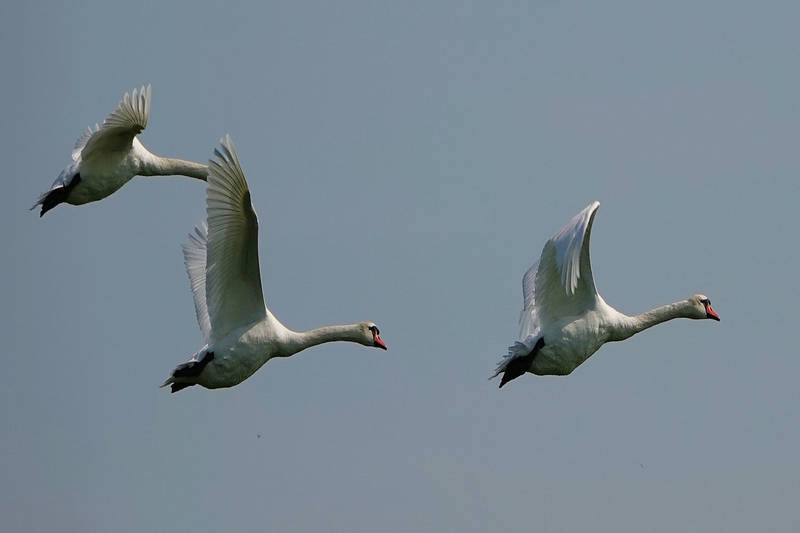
[491,201,720,388]
[161,135,387,393]
[32,85,208,216]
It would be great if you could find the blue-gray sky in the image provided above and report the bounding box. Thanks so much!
[3,1,799,531]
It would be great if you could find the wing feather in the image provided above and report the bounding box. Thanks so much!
[72,124,98,161]
[519,260,540,339]
[80,85,151,161]
[204,135,266,342]
[519,201,600,338]
[182,223,212,344]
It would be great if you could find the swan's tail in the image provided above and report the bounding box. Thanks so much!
[159,374,196,393]
[489,341,528,379]
[32,173,83,217]
[31,185,69,217]
[489,337,544,388]
[160,350,214,394]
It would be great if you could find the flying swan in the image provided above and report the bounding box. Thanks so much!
[491,201,720,388]
[32,85,207,216]
[162,135,387,393]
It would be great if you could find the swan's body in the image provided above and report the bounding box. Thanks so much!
[491,201,720,388]
[32,85,207,216]
[162,135,386,393]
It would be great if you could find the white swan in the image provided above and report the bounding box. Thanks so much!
[161,135,387,393]
[491,201,720,388]
[32,85,208,216]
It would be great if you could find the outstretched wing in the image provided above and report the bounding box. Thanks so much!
[79,85,151,162]
[182,223,212,344]
[204,135,266,342]
[519,201,600,338]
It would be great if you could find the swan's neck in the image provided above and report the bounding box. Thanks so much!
[280,324,365,357]
[611,301,691,341]
[138,148,208,180]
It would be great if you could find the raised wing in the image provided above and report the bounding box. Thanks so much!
[519,260,541,339]
[80,85,151,162]
[182,223,212,344]
[204,135,266,342]
[72,125,98,161]
[519,201,600,338]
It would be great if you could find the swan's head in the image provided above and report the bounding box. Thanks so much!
[360,322,387,350]
[688,294,720,321]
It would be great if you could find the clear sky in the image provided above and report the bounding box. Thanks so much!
[3,1,799,531]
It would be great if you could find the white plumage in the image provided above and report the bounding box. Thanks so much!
[181,223,212,344]
[492,201,720,388]
[32,85,208,216]
[162,135,387,393]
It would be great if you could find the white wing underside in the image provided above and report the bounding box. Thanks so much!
[79,85,151,162]
[519,201,600,339]
[203,135,267,343]
[182,223,212,344]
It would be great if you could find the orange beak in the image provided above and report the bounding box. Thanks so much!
[373,331,387,350]
[705,301,720,321]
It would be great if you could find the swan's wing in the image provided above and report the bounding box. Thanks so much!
[204,135,266,342]
[520,201,600,336]
[182,223,212,344]
[519,260,541,339]
[79,85,151,162]
[72,125,98,161]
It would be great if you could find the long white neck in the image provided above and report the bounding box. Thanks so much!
[140,154,208,180]
[279,324,366,357]
[610,300,692,341]
[134,141,207,180]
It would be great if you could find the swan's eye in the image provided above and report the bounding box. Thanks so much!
[368,325,380,335]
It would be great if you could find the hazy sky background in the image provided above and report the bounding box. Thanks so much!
[3,1,799,531]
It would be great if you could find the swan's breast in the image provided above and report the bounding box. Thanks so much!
[69,152,137,204]
[199,322,281,388]
[532,311,610,375]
